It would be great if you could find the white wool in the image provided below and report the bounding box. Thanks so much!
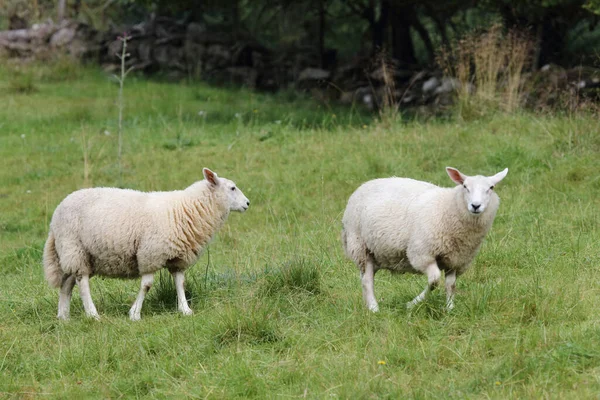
[50,183,224,278]
[342,167,508,311]
[43,168,249,320]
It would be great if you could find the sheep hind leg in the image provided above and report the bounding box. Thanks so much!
[129,273,154,321]
[407,262,441,309]
[57,274,76,320]
[76,274,100,320]
[361,257,379,312]
[172,271,193,316]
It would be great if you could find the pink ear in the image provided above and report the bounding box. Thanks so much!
[203,168,219,186]
[446,167,465,185]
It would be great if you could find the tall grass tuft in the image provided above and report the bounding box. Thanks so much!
[150,270,178,311]
[8,68,37,94]
[212,304,281,346]
[148,269,203,313]
[80,129,92,187]
[438,24,533,118]
[259,258,321,297]
[375,51,401,126]
[78,126,109,188]
[3,54,82,93]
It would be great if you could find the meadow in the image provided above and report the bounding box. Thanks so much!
[1,64,599,399]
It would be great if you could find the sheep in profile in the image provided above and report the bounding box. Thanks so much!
[43,168,250,321]
[341,167,508,312]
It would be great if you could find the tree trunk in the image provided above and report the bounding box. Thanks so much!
[501,7,566,68]
[371,0,389,52]
[412,14,434,64]
[537,16,567,67]
[57,0,67,21]
[318,0,326,68]
[389,3,416,65]
[231,0,240,39]
[73,0,81,17]
[533,21,543,70]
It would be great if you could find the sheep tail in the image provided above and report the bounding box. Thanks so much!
[340,227,348,253]
[43,231,63,288]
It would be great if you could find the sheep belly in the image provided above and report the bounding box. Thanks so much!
[372,250,415,273]
[89,252,141,278]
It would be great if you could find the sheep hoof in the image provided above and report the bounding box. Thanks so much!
[180,308,194,316]
[57,314,70,321]
[129,310,141,321]
[367,304,379,313]
[87,313,100,321]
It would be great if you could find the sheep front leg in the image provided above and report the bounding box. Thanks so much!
[445,270,457,311]
[361,258,379,312]
[129,273,154,321]
[407,262,441,309]
[172,271,193,316]
[76,274,100,319]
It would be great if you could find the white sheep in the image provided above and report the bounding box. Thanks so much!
[341,167,508,312]
[43,168,249,321]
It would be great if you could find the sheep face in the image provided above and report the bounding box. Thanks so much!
[221,177,250,212]
[446,167,508,215]
[203,168,250,212]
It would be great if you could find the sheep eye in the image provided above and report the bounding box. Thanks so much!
[463,184,467,189]
[231,187,236,191]
[490,185,494,190]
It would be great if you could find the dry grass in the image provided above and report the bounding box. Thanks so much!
[439,24,534,118]
[372,51,401,126]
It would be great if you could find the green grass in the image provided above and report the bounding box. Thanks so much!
[1,63,600,398]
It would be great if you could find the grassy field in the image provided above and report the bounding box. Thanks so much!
[1,64,600,399]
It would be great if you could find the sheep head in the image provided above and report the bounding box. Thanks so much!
[446,167,508,215]
[203,168,250,212]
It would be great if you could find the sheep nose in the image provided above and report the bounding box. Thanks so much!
[246,200,250,206]
[471,203,481,211]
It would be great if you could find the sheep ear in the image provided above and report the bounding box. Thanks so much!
[489,168,508,186]
[203,168,219,186]
[446,167,466,185]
